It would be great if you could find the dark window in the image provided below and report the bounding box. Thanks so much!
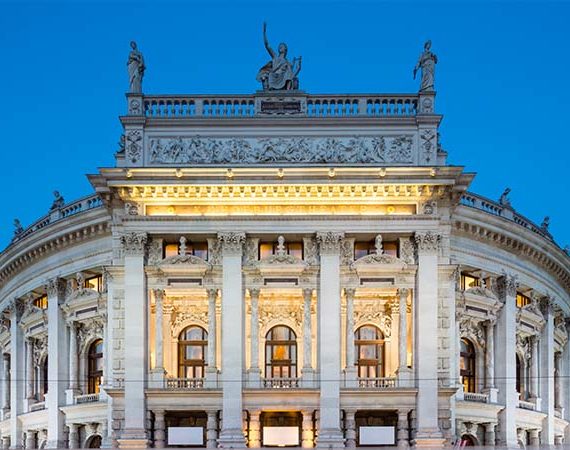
[88,339,103,394]
[460,338,476,393]
[178,326,208,378]
[516,354,523,395]
[354,240,398,260]
[42,357,48,396]
[355,325,385,378]
[259,241,303,260]
[265,326,297,379]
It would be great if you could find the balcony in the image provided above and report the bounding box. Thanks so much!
[463,392,489,404]
[357,377,397,389]
[262,378,300,389]
[518,399,536,411]
[165,377,205,389]
[74,393,100,404]
[29,402,45,412]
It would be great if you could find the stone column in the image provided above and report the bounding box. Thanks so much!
[315,232,344,447]
[396,288,412,383]
[248,411,261,448]
[46,278,68,448]
[248,288,261,385]
[302,289,314,386]
[413,232,444,446]
[397,410,410,449]
[540,298,555,445]
[153,410,165,448]
[206,411,218,449]
[217,232,246,448]
[344,409,356,449]
[495,274,518,447]
[9,299,24,449]
[2,353,10,413]
[25,338,34,402]
[67,322,79,394]
[206,289,218,386]
[529,429,540,447]
[484,423,496,446]
[117,232,149,448]
[153,289,165,371]
[555,352,562,410]
[482,319,498,403]
[68,424,79,450]
[301,410,314,448]
[529,336,540,404]
[344,288,357,387]
[25,431,36,450]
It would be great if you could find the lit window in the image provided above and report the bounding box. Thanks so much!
[460,338,476,393]
[354,240,398,260]
[164,243,178,258]
[165,241,208,259]
[265,326,297,379]
[33,295,48,310]
[88,339,104,394]
[84,275,103,292]
[178,326,208,378]
[460,273,480,290]
[516,293,531,308]
[355,325,385,378]
[258,241,304,259]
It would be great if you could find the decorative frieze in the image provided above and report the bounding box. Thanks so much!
[316,232,345,255]
[414,231,441,254]
[459,316,485,347]
[147,135,416,165]
[303,237,319,265]
[217,232,246,256]
[77,316,105,350]
[171,306,209,335]
[121,232,148,256]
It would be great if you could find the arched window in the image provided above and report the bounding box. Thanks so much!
[516,354,523,395]
[87,340,103,394]
[355,325,385,378]
[178,326,208,378]
[460,339,476,393]
[42,357,48,396]
[86,435,102,448]
[265,326,297,379]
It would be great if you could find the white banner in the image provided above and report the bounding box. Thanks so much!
[167,426,204,445]
[263,426,299,446]
[359,426,395,445]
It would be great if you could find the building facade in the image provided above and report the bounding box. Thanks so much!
[0,45,569,450]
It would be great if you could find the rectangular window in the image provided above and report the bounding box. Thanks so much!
[354,240,399,259]
[165,241,208,260]
[460,273,480,290]
[258,241,304,259]
[33,295,48,310]
[516,293,531,308]
[84,275,103,292]
[164,243,178,258]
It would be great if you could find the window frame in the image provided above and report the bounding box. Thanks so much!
[355,325,385,378]
[177,326,208,379]
[460,338,476,393]
[264,325,297,379]
[87,339,104,394]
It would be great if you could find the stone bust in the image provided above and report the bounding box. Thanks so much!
[256,22,302,91]
[413,40,438,92]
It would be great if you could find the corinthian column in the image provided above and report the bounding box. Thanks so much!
[396,288,412,384]
[68,323,79,392]
[248,288,261,385]
[529,336,539,402]
[150,289,166,387]
[413,231,444,446]
[539,298,555,445]
[2,353,10,413]
[344,288,357,387]
[302,289,314,386]
[217,232,247,448]
[482,319,498,403]
[206,288,218,387]
[315,231,344,448]
[26,338,34,402]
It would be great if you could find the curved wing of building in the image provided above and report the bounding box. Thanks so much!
[0,54,569,450]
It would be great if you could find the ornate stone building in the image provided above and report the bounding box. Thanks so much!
[0,39,569,449]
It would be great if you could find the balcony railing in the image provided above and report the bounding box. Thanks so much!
[357,377,397,389]
[460,192,554,242]
[518,399,536,411]
[262,377,300,389]
[165,377,205,389]
[142,94,419,118]
[29,402,45,412]
[463,392,489,403]
[75,393,100,404]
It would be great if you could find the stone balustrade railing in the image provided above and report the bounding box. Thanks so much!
[262,377,300,389]
[518,399,536,411]
[463,392,489,403]
[74,393,100,404]
[142,94,419,118]
[460,192,554,242]
[11,194,103,245]
[165,377,205,389]
[29,401,46,412]
[357,377,397,389]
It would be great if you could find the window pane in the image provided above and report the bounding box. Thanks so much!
[384,242,398,257]
[165,243,178,258]
[259,243,273,259]
[288,242,303,259]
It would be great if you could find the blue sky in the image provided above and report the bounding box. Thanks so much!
[0,1,569,248]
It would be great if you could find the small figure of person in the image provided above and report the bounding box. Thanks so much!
[256,22,301,90]
[413,40,438,92]
[127,41,145,93]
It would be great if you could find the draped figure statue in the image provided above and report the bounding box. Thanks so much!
[127,41,145,93]
[256,22,301,90]
[413,40,438,92]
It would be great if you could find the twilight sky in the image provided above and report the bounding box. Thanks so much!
[0,1,569,249]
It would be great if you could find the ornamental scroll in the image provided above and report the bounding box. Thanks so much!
[147,135,416,165]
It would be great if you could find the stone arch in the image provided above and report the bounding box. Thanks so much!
[460,433,479,446]
[84,434,102,448]
[172,319,208,340]
[459,331,485,392]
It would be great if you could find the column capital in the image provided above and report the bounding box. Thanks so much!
[46,277,66,299]
[496,272,519,299]
[316,231,345,255]
[344,287,356,300]
[152,288,165,303]
[248,288,260,300]
[121,232,148,256]
[398,287,409,298]
[217,232,246,256]
[302,288,313,301]
[207,288,218,302]
[539,295,555,316]
[7,297,26,322]
[414,231,441,254]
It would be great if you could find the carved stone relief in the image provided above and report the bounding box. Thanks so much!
[259,302,302,330]
[353,303,392,338]
[126,130,143,164]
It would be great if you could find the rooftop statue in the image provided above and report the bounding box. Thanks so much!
[413,40,437,92]
[127,41,145,94]
[256,22,302,91]
[541,216,550,232]
[50,191,65,211]
[13,219,23,237]
[499,187,512,208]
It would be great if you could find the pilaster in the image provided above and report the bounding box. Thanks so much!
[247,288,261,385]
[344,288,357,387]
[206,288,219,387]
[396,288,412,384]
[9,299,24,449]
[539,297,554,445]
[149,289,166,388]
[301,289,314,386]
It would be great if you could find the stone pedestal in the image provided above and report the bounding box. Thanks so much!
[529,429,540,447]
[153,410,165,448]
[206,411,218,449]
[397,411,410,450]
